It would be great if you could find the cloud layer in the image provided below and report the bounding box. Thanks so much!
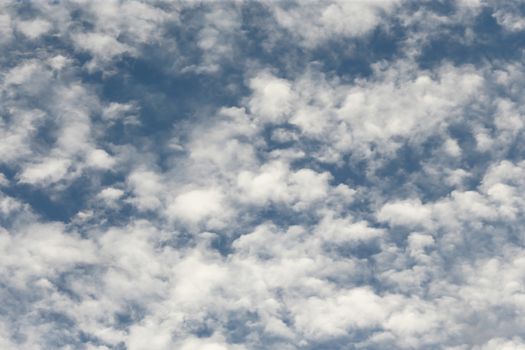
[2,1,525,349]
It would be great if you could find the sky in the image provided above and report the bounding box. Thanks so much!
[1,0,525,349]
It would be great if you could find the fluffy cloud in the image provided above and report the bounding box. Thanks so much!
[270,0,403,47]
[2,1,525,349]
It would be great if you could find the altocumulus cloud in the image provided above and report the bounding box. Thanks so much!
[2,0,525,349]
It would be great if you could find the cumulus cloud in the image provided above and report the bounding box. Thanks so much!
[16,19,52,39]
[167,188,226,225]
[2,1,525,349]
[270,0,403,47]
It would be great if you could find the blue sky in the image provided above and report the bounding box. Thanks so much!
[2,1,525,349]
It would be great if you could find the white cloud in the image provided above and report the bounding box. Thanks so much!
[16,19,52,39]
[271,0,402,47]
[47,55,71,71]
[126,169,164,211]
[97,187,124,202]
[248,73,295,123]
[4,60,46,86]
[316,215,383,243]
[476,337,525,350]
[0,222,97,289]
[242,62,484,167]
[0,193,24,216]
[0,13,13,44]
[87,149,116,169]
[0,174,8,187]
[443,138,462,157]
[73,32,132,61]
[290,288,391,338]
[18,157,71,185]
[167,188,226,225]
[0,108,46,163]
[377,199,433,227]
[494,8,525,32]
[3,1,525,349]
[237,161,331,209]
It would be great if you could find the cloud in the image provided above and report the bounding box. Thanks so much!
[2,1,525,349]
[270,0,403,47]
[236,161,331,207]
[248,73,295,123]
[72,32,133,63]
[167,188,226,225]
[16,19,52,39]
[493,3,525,32]
[18,157,72,185]
[291,287,390,337]
[377,198,433,228]
[126,169,164,211]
